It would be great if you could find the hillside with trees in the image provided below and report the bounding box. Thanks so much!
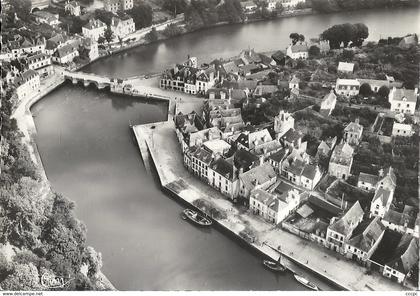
[312,0,419,13]
[0,90,106,290]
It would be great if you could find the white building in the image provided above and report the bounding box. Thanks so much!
[286,44,308,60]
[278,0,306,8]
[51,43,79,65]
[110,16,135,39]
[238,163,277,202]
[82,19,107,42]
[392,122,414,137]
[345,217,385,263]
[33,11,60,26]
[383,234,419,284]
[14,69,40,100]
[65,1,81,16]
[274,110,294,138]
[320,91,337,116]
[326,201,364,254]
[338,62,354,73]
[250,188,301,224]
[104,0,133,12]
[388,87,418,115]
[208,158,239,200]
[289,75,300,89]
[27,53,52,71]
[357,172,378,191]
[335,78,360,97]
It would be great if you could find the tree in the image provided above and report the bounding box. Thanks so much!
[1,263,42,291]
[377,85,390,99]
[289,33,300,45]
[9,0,31,22]
[162,0,188,17]
[128,2,153,30]
[94,9,115,26]
[97,36,106,45]
[145,27,158,42]
[321,23,369,49]
[104,26,114,44]
[162,23,183,38]
[308,45,320,58]
[359,83,372,97]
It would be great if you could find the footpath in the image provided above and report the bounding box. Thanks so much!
[132,119,408,292]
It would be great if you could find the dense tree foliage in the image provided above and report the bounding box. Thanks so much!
[145,27,159,42]
[162,23,183,38]
[321,23,368,49]
[0,89,102,290]
[9,0,31,22]
[162,0,188,17]
[104,26,114,43]
[312,0,419,13]
[184,0,244,30]
[127,1,153,29]
[289,33,305,45]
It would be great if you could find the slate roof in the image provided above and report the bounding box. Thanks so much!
[330,142,354,166]
[329,201,364,235]
[282,129,302,144]
[210,158,235,181]
[302,164,318,180]
[84,19,107,30]
[372,187,392,207]
[233,149,259,172]
[188,146,213,165]
[358,172,378,185]
[390,88,417,103]
[239,163,276,191]
[344,121,363,133]
[53,42,79,58]
[253,84,278,96]
[289,44,308,53]
[385,234,419,274]
[236,129,272,150]
[268,148,288,163]
[383,205,417,229]
[347,217,385,253]
[250,188,277,206]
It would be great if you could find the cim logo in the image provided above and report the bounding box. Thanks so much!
[40,273,73,289]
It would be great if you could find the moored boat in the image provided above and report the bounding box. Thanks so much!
[263,260,286,272]
[294,274,319,291]
[182,209,212,226]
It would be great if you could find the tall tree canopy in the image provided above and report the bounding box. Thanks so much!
[320,23,368,49]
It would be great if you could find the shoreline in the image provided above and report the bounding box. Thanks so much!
[132,120,410,292]
[10,67,117,291]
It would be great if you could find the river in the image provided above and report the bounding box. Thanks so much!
[32,7,419,291]
[83,7,420,78]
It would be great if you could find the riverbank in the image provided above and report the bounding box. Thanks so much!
[132,119,409,292]
[10,67,116,291]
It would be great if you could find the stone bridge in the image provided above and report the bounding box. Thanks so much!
[63,71,113,89]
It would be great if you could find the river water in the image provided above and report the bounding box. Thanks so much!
[32,7,419,290]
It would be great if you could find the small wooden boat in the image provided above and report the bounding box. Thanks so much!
[294,274,319,291]
[263,260,286,272]
[182,209,212,226]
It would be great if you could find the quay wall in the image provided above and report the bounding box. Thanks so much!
[132,123,350,291]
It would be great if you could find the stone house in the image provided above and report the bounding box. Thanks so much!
[343,118,363,146]
[328,141,354,180]
[388,87,418,115]
[326,201,364,254]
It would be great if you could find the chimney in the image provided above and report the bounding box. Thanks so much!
[355,117,359,125]
[239,167,244,175]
